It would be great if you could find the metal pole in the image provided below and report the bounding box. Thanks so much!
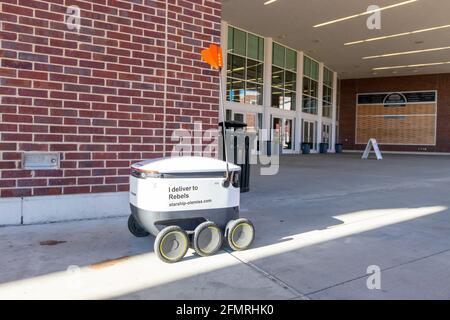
[218,67,230,180]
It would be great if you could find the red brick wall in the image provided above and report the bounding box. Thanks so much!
[339,73,450,153]
[0,0,221,198]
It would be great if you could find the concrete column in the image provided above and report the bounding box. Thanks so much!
[295,52,304,153]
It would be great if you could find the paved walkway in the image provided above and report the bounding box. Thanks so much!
[1,154,450,299]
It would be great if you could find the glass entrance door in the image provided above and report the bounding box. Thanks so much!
[302,120,317,151]
[273,117,295,154]
[322,123,332,151]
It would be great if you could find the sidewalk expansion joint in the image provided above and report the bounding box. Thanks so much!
[224,249,310,300]
[304,247,450,297]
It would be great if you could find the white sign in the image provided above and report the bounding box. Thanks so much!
[131,178,240,212]
[362,138,383,160]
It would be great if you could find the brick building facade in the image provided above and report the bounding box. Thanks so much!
[0,0,221,202]
[340,73,450,153]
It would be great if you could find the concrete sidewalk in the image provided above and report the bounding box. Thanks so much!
[1,154,450,299]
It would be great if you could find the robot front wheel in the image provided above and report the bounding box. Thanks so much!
[225,218,256,251]
[154,226,190,264]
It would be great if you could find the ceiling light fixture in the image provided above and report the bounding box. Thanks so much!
[345,24,450,46]
[363,46,450,59]
[264,0,278,5]
[373,61,450,71]
[314,0,418,28]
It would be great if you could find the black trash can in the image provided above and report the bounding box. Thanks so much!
[301,143,311,154]
[320,143,329,154]
[219,121,251,193]
[335,143,343,153]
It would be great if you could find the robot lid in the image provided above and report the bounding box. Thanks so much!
[131,156,241,175]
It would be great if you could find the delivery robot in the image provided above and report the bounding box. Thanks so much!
[128,45,255,263]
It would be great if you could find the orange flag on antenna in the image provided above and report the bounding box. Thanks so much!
[201,44,223,70]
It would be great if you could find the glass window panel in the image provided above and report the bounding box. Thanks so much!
[311,98,318,114]
[271,87,284,109]
[245,82,263,106]
[323,103,332,118]
[303,77,311,96]
[228,27,234,51]
[310,80,318,98]
[324,68,330,86]
[258,38,265,61]
[284,91,296,111]
[272,66,284,88]
[311,61,319,80]
[245,114,257,131]
[247,34,259,60]
[226,79,232,102]
[286,49,297,71]
[247,59,263,84]
[324,68,334,87]
[257,84,263,105]
[230,55,245,79]
[303,57,311,78]
[234,113,244,123]
[323,86,332,103]
[226,109,233,121]
[227,53,233,77]
[302,96,311,113]
[233,28,246,56]
[273,43,285,68]
[302,97,318,114]
[230,79,245,103]
[283,119,293,150]
[285,71,296,91]
[258,113,263,130]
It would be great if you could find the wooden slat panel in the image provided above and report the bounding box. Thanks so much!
[357,104,436,116]
[356,114,436,145]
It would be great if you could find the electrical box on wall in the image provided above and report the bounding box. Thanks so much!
[22,153,60,170]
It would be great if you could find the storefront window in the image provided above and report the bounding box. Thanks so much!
[302,56,319,114]
[323,67,334,118]
[227,26,264,106]
[271,43,297,111]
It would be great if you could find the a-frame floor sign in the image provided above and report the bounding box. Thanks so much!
[362,138,383,160]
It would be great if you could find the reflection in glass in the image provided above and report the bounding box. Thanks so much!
[271,88,284,109]
[310,80,318,98]
[246,114,256,132]
[285,71,296,91]
[283,119,293,150]
[284,91,296,111]
[228,79,245,103]
[303,77,311,95]
[272,66,284,88]
[245,82,263,106]
[247,60,264,84]
[302,97,318,114]
[229,55,245,79]
[234,113,244,123]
